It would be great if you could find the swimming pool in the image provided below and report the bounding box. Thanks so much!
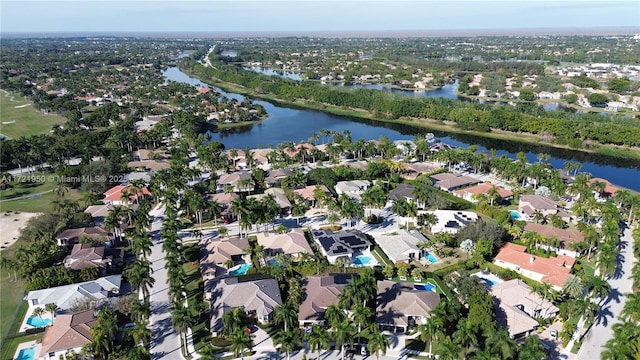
[352,255,374,266]
[423,253,439,264]
[510,210,523,220]
[471,271,504,286]
[26,316,51,327]
[16,347,36,360]
[228,263,252,276]
[266,258,281,267]
[414,282,437,292]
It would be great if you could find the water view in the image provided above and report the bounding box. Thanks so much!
[163,66,640,191]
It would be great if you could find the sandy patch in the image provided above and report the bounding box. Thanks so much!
[14,104,31,108]
[0,212,42,250]
[2,121,16,124]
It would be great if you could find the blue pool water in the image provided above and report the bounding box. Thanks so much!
[352,255,374,266]
[26,316,51,327]
[266,258,281,267]
[415,282,437,292]
[423,253,439,264]
[229,263,252,276]
[484,278,500,285]
[16,347,36,360]
[510,210,523,220]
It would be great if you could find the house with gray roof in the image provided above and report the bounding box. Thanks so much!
[25,275,122,311]
[429,173,481,192]
[335,180,371,201]
[208,277,283,336]
[298,276,346,326]
[311,229,371,264]
[376,280,441,333]
[374,229,428,264]
[199,236,251,279]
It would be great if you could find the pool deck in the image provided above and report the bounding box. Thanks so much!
[471,271,504,286]
[19,305,53,333]
[14,340,40,360]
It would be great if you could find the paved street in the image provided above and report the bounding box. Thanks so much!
[149,204,185,360]
[576,226,636,359]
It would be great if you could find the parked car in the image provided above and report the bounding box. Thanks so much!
[549,328,558,339]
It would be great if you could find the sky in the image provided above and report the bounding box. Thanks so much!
[1,0,639,35]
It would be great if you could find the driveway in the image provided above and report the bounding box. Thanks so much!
[149,204,185,360]
[576,226,636,359]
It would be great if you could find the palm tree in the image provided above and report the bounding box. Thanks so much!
[32,307,46,323]
[230,197,249,237]
[418,315,444,356]
[222,307,247,335]
[324,304,346,328]
[131,321,152,347]
[45,303,58,322]
[351,303,373,346]
[584,274,611,303]
[487,185,500,206]
[229,328,253,360]
[620,292,640,323]
[435,335,462,360]
[306,324,330,359]
[562,276,584,299]
[367,328,390,359]
[453,319,477,357]
[517,335,547,360]
[486,328,517,360]
[273,302,297,332]
[273,328,301,360]
[334,320,356,360]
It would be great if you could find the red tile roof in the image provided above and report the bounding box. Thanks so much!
[103,185,151,202]
[454,182,513,199]
[494,243,575,288]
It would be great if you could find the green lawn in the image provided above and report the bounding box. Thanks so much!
[0,186,82,213]
[0,179,57,201]
[0,90,67,139]
[0,268,26,341]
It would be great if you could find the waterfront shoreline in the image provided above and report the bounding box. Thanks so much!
[182,65,640,162]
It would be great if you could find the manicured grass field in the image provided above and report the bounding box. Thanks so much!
[0,267,26,341]
[0,90,66,139]
[0,187,82,213]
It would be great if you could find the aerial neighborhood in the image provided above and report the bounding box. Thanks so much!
[0,33,639,360]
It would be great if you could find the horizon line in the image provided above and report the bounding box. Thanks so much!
[2,26,639,39]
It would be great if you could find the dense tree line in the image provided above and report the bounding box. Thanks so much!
[188,60,640,147]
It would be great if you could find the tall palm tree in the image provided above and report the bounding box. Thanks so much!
[222,307,247,335]
[351,303,373,345]
[31,307,46,323]
[230,197,249,237]
[486,328,517,360]
[273,328,301,360]
[418,315,444,356]
[273,302,297,332]
[453,319,477,357]
[517,335,547,360]
[435,336,462,360]
[229,328,253,360]
[45,303,58,322]
[367,327,390,359]
[584,274,611,303]
[306,324,330,359]
[324,304,346,328]
[334,320,356,360]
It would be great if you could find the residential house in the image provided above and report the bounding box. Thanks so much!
[83,204,115,226]
[63,244,123,274]
[216,171,254,193]
[205,192,239,223]
[311,229,371,264]
[265,168,293,187]
[199,237,251,280]
[517,195,571,222]
[335,180,371,201]
[376,280,440,333]
[248,188,291,215]
[523,223,585,258]
[374,229,428,264]
[490,279,559,339]
[55,226,112,247]
[293,185,332,207]
[255,228,313,261]
[426,210,478,234]
[429,142,456,153]
[25,275,122,311]
[209,277,283,336]
[251,148,274,169]
[299,275,346,326]
[454,182,514,203]
[38,310,97,360]
[387,183,415,204]
[401,163,439,180]
[588,177,619,201]
[103,185,152,206]
[493,243,575,290]
[429,173,481,192]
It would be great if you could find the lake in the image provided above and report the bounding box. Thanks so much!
[162,66,640,191]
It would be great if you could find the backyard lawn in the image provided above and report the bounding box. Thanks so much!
[0,90,66,139]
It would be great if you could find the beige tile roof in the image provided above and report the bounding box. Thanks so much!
[376,280,440,327]
[299,276,345,322]
[490,279,559,317]
[293,185,331,201]
[454,182,513,199]
[255,228,313,257]
[524,223,584,246]
[519,195,558,212]
[39,310,97,357]
[200,237,250,269]
[63,244,111,271]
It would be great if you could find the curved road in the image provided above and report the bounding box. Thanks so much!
[576,226,636,359]
[149,204,185,360]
